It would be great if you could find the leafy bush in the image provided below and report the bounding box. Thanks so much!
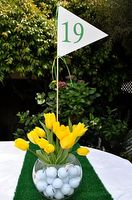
[13,110,43,140]
[13,80,101,139]
[0,0,55,81]
[101,108,127,141]
[36,80,101,124]
[80,107,128,154]
[99,108,128,154]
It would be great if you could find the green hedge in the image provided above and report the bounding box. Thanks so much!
[0,0,55,80]
[0,0,131,103]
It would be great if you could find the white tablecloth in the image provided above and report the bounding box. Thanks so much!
[0,141,132,200]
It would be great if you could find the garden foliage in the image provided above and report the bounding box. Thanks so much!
[0,0,55,80]
[0,0,131,103]
[1,0,131,158]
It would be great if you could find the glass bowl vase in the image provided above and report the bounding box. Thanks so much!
[32,154,82,200]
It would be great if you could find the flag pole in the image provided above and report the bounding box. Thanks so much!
[56,55,59,121]
[56,4,59,121]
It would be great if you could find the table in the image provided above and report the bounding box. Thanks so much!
[0,141,132,200]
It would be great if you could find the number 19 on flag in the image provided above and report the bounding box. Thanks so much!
[57,6,108,57]
[62,22,84,43]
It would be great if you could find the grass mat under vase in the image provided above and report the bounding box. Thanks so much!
[13,144,113,200]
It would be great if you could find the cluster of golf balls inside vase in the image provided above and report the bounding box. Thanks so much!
[33,164,82,199]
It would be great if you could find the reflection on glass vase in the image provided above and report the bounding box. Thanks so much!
[32,154,82,200]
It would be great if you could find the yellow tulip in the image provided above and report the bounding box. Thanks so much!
[60,134,76,149]
[72,122,87,138]
[77,147,90,156]
[53,121,60,133]
[44,144,55,154]
[53,123,70,140]
[44,113,56,129]
[27,130,39,144]
[34,127,46,138]
[37,138,49,149]
[15,138,29,151]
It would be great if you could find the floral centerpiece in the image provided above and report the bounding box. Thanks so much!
[15,112,89,199]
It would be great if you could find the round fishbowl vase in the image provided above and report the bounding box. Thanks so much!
[32,154,83,200]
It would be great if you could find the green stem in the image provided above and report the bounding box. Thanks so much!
[55,149,64,164]
[51,57,57,80]
[43,152,52,164]
[60,57,73,85]
[55,137,60,153]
